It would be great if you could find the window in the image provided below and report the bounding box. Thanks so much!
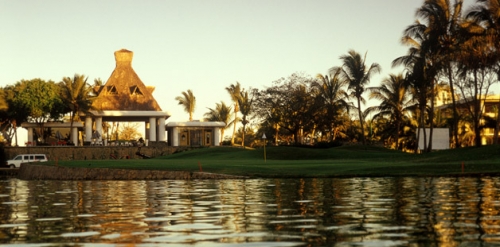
[129,86,143,96]
[107,86,118,95]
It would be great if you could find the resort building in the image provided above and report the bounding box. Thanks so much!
[436,94,500,146]
[166,121,225,147]
[22,49,224,147]
[81,49,170,145]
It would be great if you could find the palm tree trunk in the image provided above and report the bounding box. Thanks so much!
[420,100,427,153]
[446,64,460,148]
[357,98,365,145]
[69,110,75,144]
[231,110,237,145]
[13,120,18,146]
[294,129,300,145]
[427,80,435,152]
[473,69,482,147]
[395,118,400,150]
[241,124,246,149]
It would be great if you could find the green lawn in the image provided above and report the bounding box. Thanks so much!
[48,144,500,177]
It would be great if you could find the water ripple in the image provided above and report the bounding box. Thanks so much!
[0,177,498,245]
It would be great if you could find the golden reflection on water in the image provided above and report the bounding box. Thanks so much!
[0,177,499,246]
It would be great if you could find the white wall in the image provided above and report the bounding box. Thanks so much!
[418,128,450,150]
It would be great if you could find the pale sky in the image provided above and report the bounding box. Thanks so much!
[0,0,477,126]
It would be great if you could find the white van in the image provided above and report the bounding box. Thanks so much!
[6,154,48,168]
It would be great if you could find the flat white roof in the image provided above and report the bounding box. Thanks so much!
[87,110,171,117]
[166,121,226,127]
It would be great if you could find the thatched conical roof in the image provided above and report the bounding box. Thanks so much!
[91,49,162,111]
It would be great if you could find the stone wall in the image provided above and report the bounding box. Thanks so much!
[4,143,184,161]
[17,164,248,180]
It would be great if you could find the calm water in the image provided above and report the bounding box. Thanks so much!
[0,177,499,246]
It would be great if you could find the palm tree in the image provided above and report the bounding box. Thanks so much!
[315,68,349,142]
[204,101,233,144]
[238,89,254,149]
[366,74,416,150]
[60,74,95,144]
[414,0,464,148]
[92,78,105,95]
[226,82,241,145]
[175,90,196,121]
[334,50,381,145]
[393,15,440,152]
[0,89,8,113]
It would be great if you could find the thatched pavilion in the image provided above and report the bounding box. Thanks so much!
[22,49,225,147]
[80,49,170,145]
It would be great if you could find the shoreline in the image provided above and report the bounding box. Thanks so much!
[3,164,499,180]
[15,164,249,180]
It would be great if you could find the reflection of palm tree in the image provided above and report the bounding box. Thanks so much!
[204,101,233,144]
[366,74,415,150]
[334,50,381,145]
[175,90,196,121]
[60,74,95,144]
[226,82,241,145]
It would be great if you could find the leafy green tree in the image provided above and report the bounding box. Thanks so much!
[10,79,65,143]
[175,90,196,121]
[464,0,500,146]
[366,73,416,150]
[204,101,233,144]
[59,74,95,143]
[0,88,14,145]
[254,73,321,145]
[334,50,381,145]
[225,82,241,145]
[0,89,8,112]
[1,85,28,146]
[238,89,254,149]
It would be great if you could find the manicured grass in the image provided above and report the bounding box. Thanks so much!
[48,144,500,177]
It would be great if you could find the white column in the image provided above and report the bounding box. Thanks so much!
[71,127,78,146]
[157,117,166,142]
[214,127,221,146]
[85,116,92,142]
[95,117,103,142]
[172,127,179,146]
[27,128,34,144]
[149,117,157,142]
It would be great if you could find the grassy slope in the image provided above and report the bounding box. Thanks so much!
[51,145,500,177]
